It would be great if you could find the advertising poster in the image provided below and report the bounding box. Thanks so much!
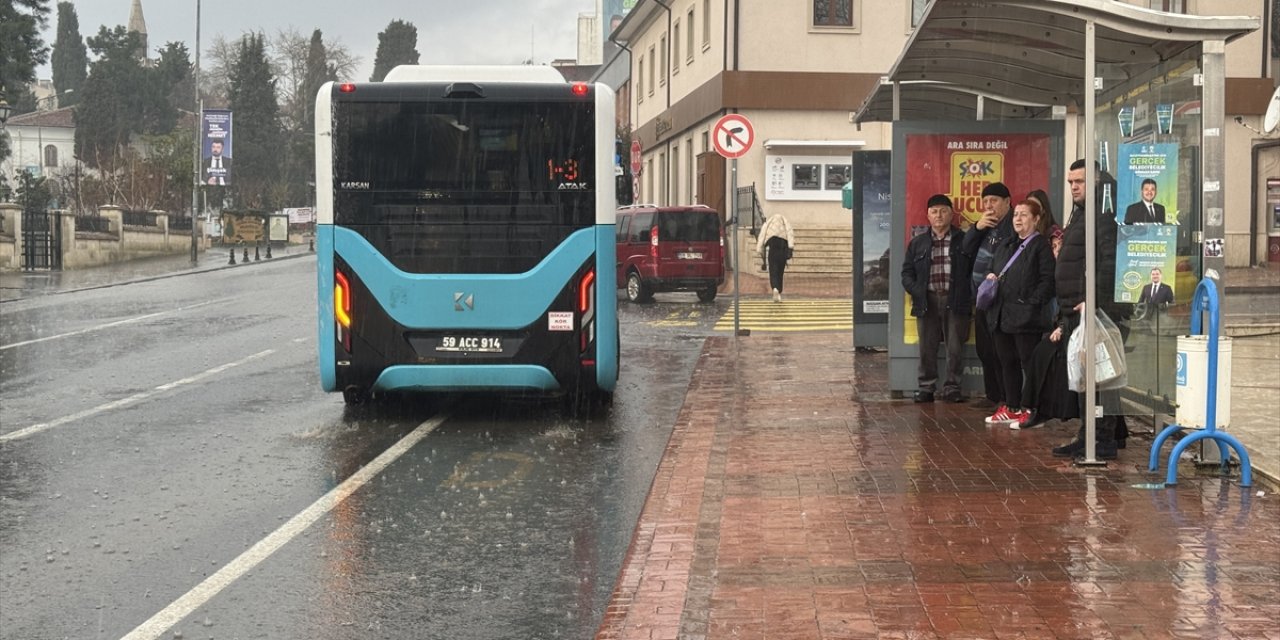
[902,133,1051,342]
[1114,224,1178,303]
[852,151,891,321]
[902,133,1052,239]
[202,109,233,187]
[1117,143,1178,225]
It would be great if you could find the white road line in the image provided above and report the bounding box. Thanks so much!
[0,300,222,351]
[0,349,275,443]
[120,414,450,640]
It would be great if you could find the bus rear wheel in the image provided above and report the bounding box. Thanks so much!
[342,386,369,405]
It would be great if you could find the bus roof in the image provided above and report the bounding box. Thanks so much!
[383,65,567,84]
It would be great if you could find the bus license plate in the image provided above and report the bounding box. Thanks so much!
[677,252,703,260]
[436,336,504,353]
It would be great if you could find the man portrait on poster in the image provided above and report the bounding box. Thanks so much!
[1124,178,1165,225]
[1137,267,1174,305]
[204,139,232,186]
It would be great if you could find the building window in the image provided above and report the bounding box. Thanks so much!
[701,131,709,153]
[659,36,667,85]
[686,140,694,202]
[687,8,695,60]
[910,0,927,27]
[1146,0,1186,13]
[648,45,656,95]
[672,143,680,202]
[43,145,58,168]
[673,22,681,71]
[702,0,711,45]
[813,0,854,28]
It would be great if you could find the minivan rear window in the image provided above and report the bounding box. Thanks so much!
[658,212,720,242]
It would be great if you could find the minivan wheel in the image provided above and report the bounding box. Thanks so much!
[696,285,718,302]
[626,272,652,303]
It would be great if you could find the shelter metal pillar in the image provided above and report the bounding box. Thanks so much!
[1080,18,1102,466]
[1201,40,1226,294]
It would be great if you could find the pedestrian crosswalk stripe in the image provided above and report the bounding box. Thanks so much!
[713,298,854,332]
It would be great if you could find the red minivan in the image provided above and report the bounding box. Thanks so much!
[615,205,725,303]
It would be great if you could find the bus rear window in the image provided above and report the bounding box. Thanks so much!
[334,101,594,197]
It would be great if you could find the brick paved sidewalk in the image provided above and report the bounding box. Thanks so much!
[596,333,1280,640]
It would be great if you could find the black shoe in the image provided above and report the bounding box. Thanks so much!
[913,391,935,403]
[1116,438,1126,450]
[1052,440,1085,457]
[943,390,965,403]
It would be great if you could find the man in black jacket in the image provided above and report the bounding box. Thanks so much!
[961,182,1015,408]
[902,194,973,403]
[1050,159,1128,460]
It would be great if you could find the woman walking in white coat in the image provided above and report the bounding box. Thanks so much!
[756,213,795,302]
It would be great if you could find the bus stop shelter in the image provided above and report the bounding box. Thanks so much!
[854,0,1259,464]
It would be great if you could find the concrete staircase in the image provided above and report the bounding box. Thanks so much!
[750,226,853,275]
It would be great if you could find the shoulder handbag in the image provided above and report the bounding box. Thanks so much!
[975,232,1038,311]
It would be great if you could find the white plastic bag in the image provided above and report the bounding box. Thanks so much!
[1066,308,1127,392]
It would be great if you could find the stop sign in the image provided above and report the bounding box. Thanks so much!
[629,140,642,174]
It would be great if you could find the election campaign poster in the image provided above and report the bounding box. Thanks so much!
[1115,224,1178,304]
[852,151,892,320]
[202,109,233,187]
[1117,143,1178,225]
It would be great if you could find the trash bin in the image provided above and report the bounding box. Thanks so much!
[1175,335,1232,429]
[1269,230,1280,263]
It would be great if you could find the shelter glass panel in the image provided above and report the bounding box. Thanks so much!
[1094,49,1202,418]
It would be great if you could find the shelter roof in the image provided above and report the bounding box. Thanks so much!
[856,0,1259,123]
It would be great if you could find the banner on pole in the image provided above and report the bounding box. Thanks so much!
[202,109,233,186]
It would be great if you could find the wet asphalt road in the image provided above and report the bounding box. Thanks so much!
[0,257,725,640]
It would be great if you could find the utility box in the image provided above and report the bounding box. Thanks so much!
[1175,335,1232,429]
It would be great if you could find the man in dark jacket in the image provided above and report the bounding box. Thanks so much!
[1051,159,1127,460]
[902,194,973,403]
[961,182,1015,408]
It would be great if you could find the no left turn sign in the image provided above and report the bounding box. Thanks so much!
[712,114,754,159]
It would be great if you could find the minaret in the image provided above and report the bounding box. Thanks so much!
[127,0,148,60]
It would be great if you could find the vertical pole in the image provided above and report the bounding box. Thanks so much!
[732,158,740,337]
[1201,41,1226,299]
[190,0,201,263]
[1082,20,1099,464]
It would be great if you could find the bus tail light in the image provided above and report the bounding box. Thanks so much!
[650,225,659,259]
[334,270,353,353]
[571,82,589,97]
[579,269,596,355]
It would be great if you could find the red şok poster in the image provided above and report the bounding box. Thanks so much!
[903,133,1052,242]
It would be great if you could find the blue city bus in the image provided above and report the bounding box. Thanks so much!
[315,66,618,406]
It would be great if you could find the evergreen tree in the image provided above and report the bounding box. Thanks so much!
[0,0,51,163]
[51,1,87,107]
[369,20,419,82]
[155,42,194,114]
[227,32,284,208]
[75,26,150,168]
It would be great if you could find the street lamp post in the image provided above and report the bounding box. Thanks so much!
[191,0,201,263]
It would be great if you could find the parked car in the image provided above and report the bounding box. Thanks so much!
[615,204,725,303]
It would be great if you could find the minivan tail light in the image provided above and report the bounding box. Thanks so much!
[650,225,659,259]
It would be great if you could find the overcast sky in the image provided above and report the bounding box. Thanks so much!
[38,0,594,81]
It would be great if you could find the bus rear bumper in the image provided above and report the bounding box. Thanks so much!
[372,365,562,393]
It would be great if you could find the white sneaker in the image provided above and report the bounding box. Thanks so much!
[773,288,781,302]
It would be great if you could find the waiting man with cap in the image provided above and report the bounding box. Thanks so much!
[902,194,973,403]
[960,182,1015,408]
